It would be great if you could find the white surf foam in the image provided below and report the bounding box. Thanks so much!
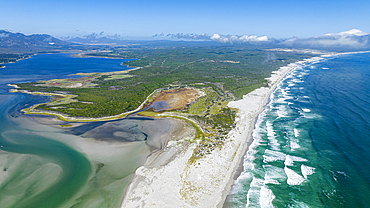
[336,171,348,178]
[263,164,286,185]
[229,171,253,195]
[284,155,308,166]
[277,105,288,118]
[260,185,275,208]
[263,149,286,163]
[276,98,287,103]
[290,141,301,150]
[284,166,305,185]
[301,164,315,179]
[290,200,310,208]
[266,121,280,150]
[292,78,303,83]
[293,128,299,137]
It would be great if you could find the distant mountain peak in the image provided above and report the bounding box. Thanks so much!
[0,30,72,53]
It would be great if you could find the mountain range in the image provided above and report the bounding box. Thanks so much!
[1,29,370,54]
[0,30,75,53]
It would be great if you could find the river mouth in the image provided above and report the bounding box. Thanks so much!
[1,103,184,207]
[0,53,176,208]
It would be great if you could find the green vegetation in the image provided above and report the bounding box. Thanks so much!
[16,46,314,118]
[13,45,317,161]
[136,110,160,117]
[0,54,30,64]
[189,88,218,116]
[60,124,73,127]
[104,74,133,80]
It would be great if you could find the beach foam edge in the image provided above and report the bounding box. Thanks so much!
[120,55,325,208]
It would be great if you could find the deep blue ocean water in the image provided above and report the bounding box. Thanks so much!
[225,52,370,207]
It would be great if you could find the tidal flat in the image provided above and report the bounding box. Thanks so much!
[1,105,193,207]
[0,53,194,207]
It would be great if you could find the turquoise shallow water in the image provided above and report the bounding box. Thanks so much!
[0,54,135,207]
[225,52,370,207]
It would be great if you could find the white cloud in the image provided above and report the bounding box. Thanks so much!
[307,37,367,47]
[282,29,370,48]
[210,33,268,43]
[210,33,221,40]
[163,32,269,43]
[239,35,268,42]
[322,29,369,37]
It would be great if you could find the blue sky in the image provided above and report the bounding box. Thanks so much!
[2,0,370,39]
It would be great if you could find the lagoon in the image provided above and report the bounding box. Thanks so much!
[0,54,166,207]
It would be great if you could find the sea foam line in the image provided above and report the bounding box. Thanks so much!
[121,51,363,207]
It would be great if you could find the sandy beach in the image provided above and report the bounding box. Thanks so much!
[120,55,324,208]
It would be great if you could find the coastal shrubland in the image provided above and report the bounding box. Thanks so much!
[0,53,30,64]
[13,45,315,162]
[16,46,313,118]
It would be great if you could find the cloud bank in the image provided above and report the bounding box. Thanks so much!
[282,29,370,48]
[153,33,269,43]
[210,34,268,43]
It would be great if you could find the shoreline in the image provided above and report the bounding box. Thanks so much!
[217,56,323,208]
[8,76,156,122]
[9,84,205,124]
[219,56,324,207]
[220,50,370,206]
[120,55,325,208]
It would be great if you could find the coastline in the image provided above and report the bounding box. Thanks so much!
[7,72,154,122]
[219,56,324,207]
[120,55,324,208]
[220,51,370,206]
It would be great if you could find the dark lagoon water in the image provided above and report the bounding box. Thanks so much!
[0,54,138,207]
[225,52,370,207]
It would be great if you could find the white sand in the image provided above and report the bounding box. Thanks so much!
[121,55,323,208]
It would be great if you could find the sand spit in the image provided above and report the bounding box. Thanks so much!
[121,56,324,208]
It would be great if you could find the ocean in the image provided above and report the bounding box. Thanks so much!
[225,52,370,208]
